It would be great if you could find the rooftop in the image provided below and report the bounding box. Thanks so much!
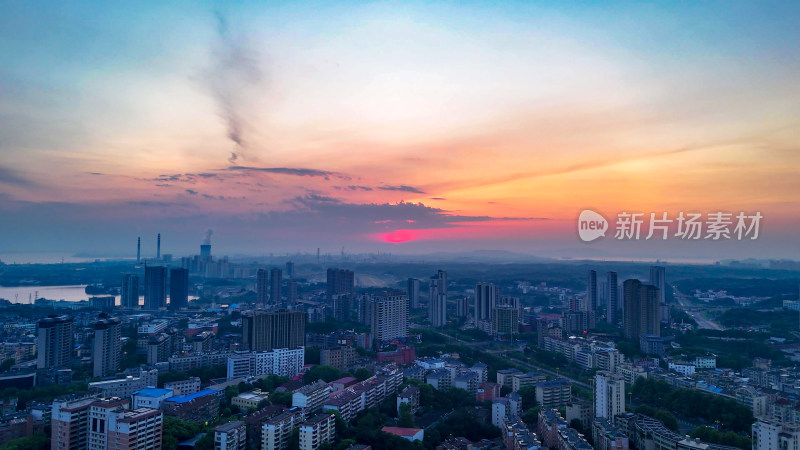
[382,426,423,437]
[164,388,217,404]
[134,388,173,398]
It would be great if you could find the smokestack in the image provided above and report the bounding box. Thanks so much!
[157,233,161,260]
[137,237,141,262]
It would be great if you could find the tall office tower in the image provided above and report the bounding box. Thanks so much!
[270,268,283,305]
[650,265,670,322]
[87,398,163,450]
[121,274,139,309]
[257,269,269,306]
[136,237,141,262]
[51,397,94,450]
[286,261,295,279]
[492,305,519,338]
[606,271,618,325]
[326,268,354,301]
[287,280,298,307]
[623,279,661,340]
[475,282,499,322]
[92,314,122,378]
[429,270,448,327]
[407,278,421,309]
[649,266,666,305]
[332,294,352,322]
[169,268,189,310]
[456,297,469,318]
[587,270,598,313]
[242,309,306,351]
[594,371,626,419]
[156,233,161,260]
[371,292,409,347]
[357,294,372,326]
[36,315,74,369]
[143,265,167,310]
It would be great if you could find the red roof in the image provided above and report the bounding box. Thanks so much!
[382,427,423,437]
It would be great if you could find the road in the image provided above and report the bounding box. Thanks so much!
[673,285,725,331]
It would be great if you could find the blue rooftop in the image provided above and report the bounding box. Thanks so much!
[164,389,217,404]
[135,388,173,397]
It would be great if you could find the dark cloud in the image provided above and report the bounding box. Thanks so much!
[378,185,425,194]
[156,184,173,188]
[430,197,446,200]
[186,189,198,195]
[0,166,38,188]
[88,172,103,176]
[227,166,336,177]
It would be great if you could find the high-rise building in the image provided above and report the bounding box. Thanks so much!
[606,271,618,324]
[36,315,73,369]
[587,270,598,313]
[242,309,306,352]
[623,279,661,340]
[492,305,519,338]
[121,274,139,309]
[650,265,670,322]
[270,268,283,305]
[332,294,352,322]
[429,270,447,327]
[144,265,167,310]
[169,268,189,310]
[649,266,666,305]
[456,297,469,318]
[287,280,298,307]
[87,398,163,450]
[594,371,625,419]
[407,278,421,309]
[285,261,295,279]
[257,269,269,306]
[92,314,122,378]
[326,268,354,301]
[475,282,499,322]
[371,292,408,347]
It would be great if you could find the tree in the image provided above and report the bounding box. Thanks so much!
[517,387,537,410]
[522,407,540,428]
[0,433,49,450]
[288,427,300,450]
[0,358,16,372]
[398,403,415,428]
[304,365,342,383]
[195,433,214,450]
[354,367,372,381]
[270,391,292,407]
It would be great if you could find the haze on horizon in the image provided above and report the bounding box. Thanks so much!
[1,1,799,260]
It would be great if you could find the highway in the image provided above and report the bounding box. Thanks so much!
[673,285,725,331]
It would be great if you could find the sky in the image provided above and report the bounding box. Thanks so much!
[1,1,799,260]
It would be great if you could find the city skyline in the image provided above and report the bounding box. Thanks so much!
[1,1,799,260]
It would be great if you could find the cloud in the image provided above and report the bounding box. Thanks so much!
[227,165,336,177]
[334,185,374,191]
[377,185,426,194]
[206,11,265,163]
[186,189,198,195]
[0,166,38,188]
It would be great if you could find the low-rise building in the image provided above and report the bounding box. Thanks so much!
[381,426,424,442]
[535,379,571,409]
[292,380,332,413]
[233,389,269,411]
[215,420,246,450]
[300,414,336,450]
